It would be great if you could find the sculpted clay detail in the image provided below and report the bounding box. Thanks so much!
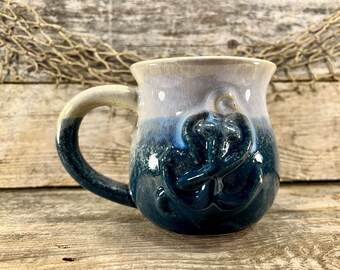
[56,56,279,235]
[130,110,275,233]
[161,111,257,210]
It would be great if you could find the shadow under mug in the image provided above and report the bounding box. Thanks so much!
[56,56,280,235]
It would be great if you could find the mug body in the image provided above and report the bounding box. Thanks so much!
[129,57,279,234]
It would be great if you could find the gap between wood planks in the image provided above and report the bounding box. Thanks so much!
[0,181,338,191]
[1,79,338,84]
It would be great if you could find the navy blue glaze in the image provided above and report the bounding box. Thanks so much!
[56,117,136,207]
[130,111,279,234]
[56,111,279,235]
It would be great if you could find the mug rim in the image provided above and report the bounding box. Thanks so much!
[130,56,276,70]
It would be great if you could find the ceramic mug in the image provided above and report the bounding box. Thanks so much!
[56,56,280,234]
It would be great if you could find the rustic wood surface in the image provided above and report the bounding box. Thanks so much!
[3,0,339,82]
[0,2,339,269]
[19,0,339,57]
[0,84,135,188]
[1,1,339,187]
[1,82,339,188]
[0,183,339,269]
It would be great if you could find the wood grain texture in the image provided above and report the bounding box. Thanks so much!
[4,0,339,82]
[0,184,339,269]
[21,0,338,56]
[0,84,136,187]
[268,82,340,180]
[0,82,339,188]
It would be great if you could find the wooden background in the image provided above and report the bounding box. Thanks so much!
[0,184,339,269]
[1,1,340,269]
[1,0,339,188]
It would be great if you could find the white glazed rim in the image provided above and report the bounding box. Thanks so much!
[130,56,276,70]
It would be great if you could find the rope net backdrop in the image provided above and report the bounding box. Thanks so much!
[0,1,339,89]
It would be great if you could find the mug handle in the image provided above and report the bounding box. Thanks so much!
[56,85,137,208]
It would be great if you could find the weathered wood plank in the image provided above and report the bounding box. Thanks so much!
[268,82,340,180]
[0,82,339,188]
[0,84,136,187]
[0,184,339,269]
[2,0,338,82]
[20,0,339,56]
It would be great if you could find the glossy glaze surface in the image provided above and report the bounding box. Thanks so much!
[56,57,279,235]
[130,112,279,234]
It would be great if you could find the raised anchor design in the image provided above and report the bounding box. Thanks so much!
[155,111,263,218]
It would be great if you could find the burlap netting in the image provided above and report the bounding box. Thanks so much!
[0,1,339,91]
